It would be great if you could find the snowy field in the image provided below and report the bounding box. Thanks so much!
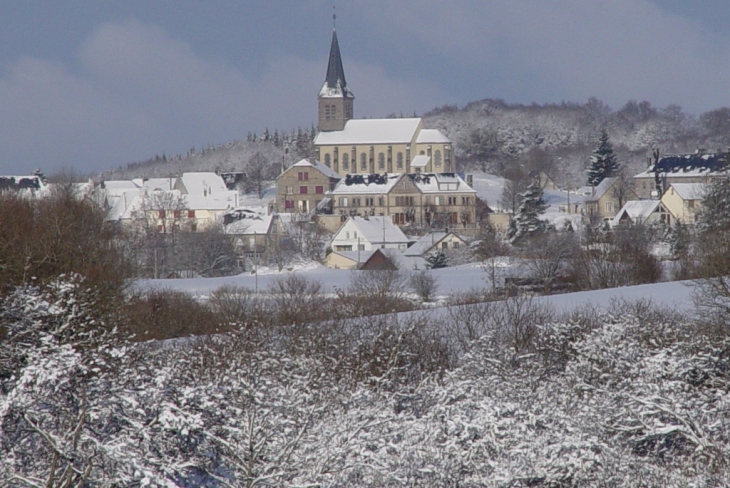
[138,262,698,315]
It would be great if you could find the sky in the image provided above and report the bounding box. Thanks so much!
[3,0,730,176]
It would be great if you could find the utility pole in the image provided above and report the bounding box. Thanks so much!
[254,230,258,293]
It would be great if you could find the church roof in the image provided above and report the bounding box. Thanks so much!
[416,129,451,144]
[314,118,423,145]
[319,29,353,99]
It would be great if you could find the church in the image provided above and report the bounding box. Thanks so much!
[276,24,477,232]
[313,28,454,176]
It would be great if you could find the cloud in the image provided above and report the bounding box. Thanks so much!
[354,0,730,112]
[0,18,444,175]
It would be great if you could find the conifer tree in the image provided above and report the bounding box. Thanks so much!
[587,129,620,186]
[425,249,448,269]
[508,179,548,244]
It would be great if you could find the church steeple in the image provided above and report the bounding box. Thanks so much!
[318,24,354,132]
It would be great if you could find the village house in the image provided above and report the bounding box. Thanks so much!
[660,182,705,224]
[611,200,675,227]
[403,231,467,258]
[224,208,282,260]
[102,172,238,232]
[275,158,341,215]
[633,151,728,199]
[329,172,477,231]
[330,215,410,252]
[580,177,638,223]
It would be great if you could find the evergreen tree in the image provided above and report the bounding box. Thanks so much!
[508,179,548,245]
[587,129,620,186]
[425,249,448,269]
[696,176,730,234]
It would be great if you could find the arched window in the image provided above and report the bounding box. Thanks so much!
[434,150,442,167]
[342,153,349,171]
[378,153,385,170]
[396,152,404,170]
[324,153,331,167]
[360,153,367,172]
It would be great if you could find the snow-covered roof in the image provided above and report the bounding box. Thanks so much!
[314,118,422,145]
[669,182,705,200]
[634,152,728,179]
[177,172,229,196]
[328,249,376,264]
[404,232,449,257]
[134,178,175,191]
[345,216,410,244]
[330,173,403,195]
[291,158,341,180]
[584,177,618,201]
[186,190,238,211]
[104,190,142,221]
[410,155,430,168]
[611,200,671,226]
[224,209,274,235]
[409,173,476,194]
[416,129,451,144]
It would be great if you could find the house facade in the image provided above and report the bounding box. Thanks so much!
[581,177,638,222]
[275,158,341,214]
[329,172,477,230]
[661,183,705,224]
[330,216,410,252]
[612,200,675,227]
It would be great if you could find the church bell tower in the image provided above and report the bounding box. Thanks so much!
[318,20,354,132]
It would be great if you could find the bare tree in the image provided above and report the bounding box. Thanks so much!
[410,270,438,302]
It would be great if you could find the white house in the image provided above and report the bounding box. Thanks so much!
[330,216,410,252]
[404,231,467,257]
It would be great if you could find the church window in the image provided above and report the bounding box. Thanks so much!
[360,153,367,172]
[324,154,331,167]
[396,152,404,170]
[330,105,337,118]
[420,150,425,155]
[434,150,442,167]
[325,105,331,119]
[378,153,385,170]
[342,153,350,171]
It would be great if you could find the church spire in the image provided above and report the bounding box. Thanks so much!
[318,20,354,132]
[323,28,352,97]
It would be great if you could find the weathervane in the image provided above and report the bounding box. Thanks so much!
[333,6,336,28]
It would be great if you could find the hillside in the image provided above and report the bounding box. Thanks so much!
[100,99,730,189]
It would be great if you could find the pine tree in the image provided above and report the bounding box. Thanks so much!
[425,249,448,269]
[508,179,548,244]
[587,129,620,186]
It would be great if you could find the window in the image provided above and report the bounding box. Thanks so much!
[453,242,460,249]
[352,197,361,207]
[340,197,348,207]
[462,196,470,205]
[442,242,448,249]
[300,186,308,194]
[395,196,415,207]
[365,197,374,206]
[158,210,166,218]
[393,213,405,225]
[191,223,197,232]
[688,200,695,208]
[378,152,385,170]
[359,244,365,251]
[325,105,331,119]
[606,201,614,213]
[324,154,331,167]
[345,231,350,239]
[353,231,358,239]
[360,153,367,172]
[396,152,404,170]
[285,200,294,209]
[173,210,180,219]
[330,105,336,118]
[342,153,350,171]
[187,210,195,218]
[157,224,163,232]
[420,150,425,155]
[316,186,324,194]
[434,150,442,167]
[378,196,385,206]
[297,172,308,181]
[435,196,443,205]
[286,186,293,194]
[448,196,457,205]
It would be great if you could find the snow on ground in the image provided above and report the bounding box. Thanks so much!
[137,259,697,314]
